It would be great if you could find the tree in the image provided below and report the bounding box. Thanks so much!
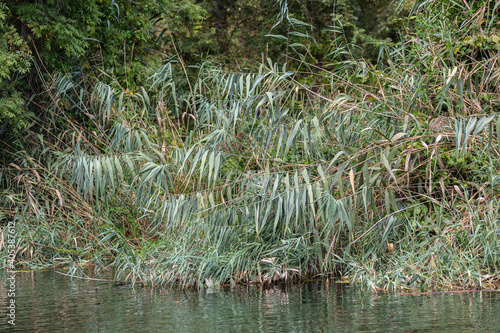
[0,2,32,137]
[0,0,205,141]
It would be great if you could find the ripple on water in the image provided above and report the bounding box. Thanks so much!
[1,271,500,332]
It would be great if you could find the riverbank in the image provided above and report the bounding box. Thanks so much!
[1,1,499,292]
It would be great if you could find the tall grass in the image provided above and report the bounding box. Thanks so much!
[1,0,499,291]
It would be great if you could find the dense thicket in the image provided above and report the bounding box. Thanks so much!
[1,0,500,291]
[1,0,407,141]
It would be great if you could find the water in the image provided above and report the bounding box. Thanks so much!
[1,270,500,332]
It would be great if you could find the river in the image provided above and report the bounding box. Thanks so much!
[1,270,499,332]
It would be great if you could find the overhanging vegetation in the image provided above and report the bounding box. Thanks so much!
[1,0,499,291]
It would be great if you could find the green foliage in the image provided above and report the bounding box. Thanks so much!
[0,0,205,140]
[0,3,32,79]
[0,90,30,136]
[0,0,410,139]
[0,2,32,136]
[1,0,499,292]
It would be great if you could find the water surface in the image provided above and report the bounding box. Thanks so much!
[1,270,500,332]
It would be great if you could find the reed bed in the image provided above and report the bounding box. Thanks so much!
[1,0,499,291]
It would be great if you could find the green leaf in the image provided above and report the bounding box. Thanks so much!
[381,153,397,184]
[265,34,288,40]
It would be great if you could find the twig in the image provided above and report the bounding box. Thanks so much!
[54,270,116,282]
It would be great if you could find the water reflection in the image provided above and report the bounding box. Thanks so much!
[1,270,499,332]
